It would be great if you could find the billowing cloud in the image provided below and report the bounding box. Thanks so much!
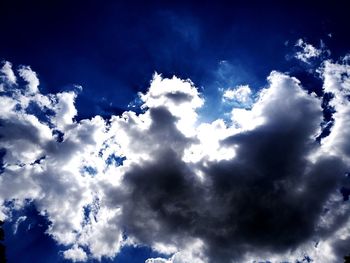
[18,65,40,95]
[0,61,17,89]
[0,54,350,263]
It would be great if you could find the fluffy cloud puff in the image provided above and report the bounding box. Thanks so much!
[222,84,253,107]
[0,57,350,263]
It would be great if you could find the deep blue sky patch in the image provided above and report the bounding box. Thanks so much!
[1,0,349,119]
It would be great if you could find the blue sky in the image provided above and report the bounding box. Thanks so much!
[1,1,350,263]
[2,0,348,119]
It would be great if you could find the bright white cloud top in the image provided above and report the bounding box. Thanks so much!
[222,84,252,106]
[1,51,350,263]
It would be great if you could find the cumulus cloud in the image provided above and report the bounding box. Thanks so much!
[222,84,253,106]
[18,65,40,95]
[0,61,17,89]
[0,55,350,263]
[63,245,88,262]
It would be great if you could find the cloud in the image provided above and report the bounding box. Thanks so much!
[295,39,322,63]
[294,38,332,66]
[51,91,78,130]
[12,216,26,234]
[0,56,350,263]
[222,84,253,107]
[18,65,40,95]
[63,245,88,262]
[0,61,17,89]
[146,239,207,263]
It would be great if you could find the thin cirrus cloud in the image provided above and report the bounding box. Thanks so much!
[0,43,350,263]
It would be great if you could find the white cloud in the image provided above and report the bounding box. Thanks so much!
[140,73,204,137]
[51,91,78,130]
[183,119,236,163]
[146,259,171,263]
[222,84,252,106]
[1,58,350,263]
[145,239,207,263]
[18,65,40,94]
[232,71,320,131]
[63,245,88,262]
[0,70,206,260]
[295,38,322,63]
[0,61,17,87]
[318,60,350,161]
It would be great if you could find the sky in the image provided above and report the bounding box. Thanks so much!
[0,1,350,263]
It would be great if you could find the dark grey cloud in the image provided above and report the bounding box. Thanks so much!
[115,71,350,262]
[165,91,194,104]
